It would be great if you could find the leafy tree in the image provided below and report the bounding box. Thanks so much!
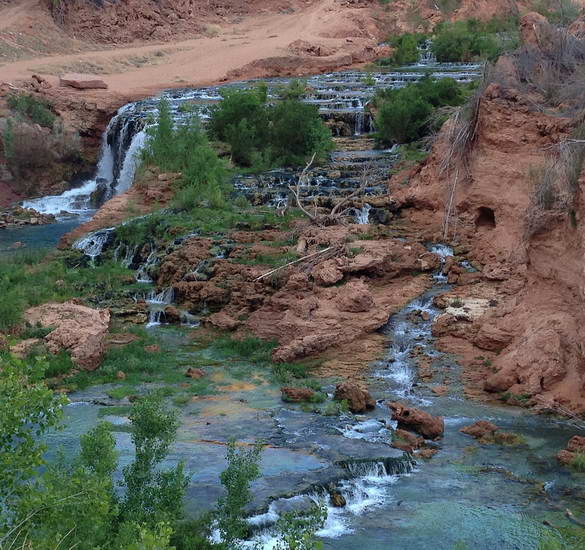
[120,393,188,527]
[381,33,427,66]
[274,503,327,550]
[0,356,66,520]
[270,100,333,166]
[215,440,263,547]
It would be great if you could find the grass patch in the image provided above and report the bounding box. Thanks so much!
[211,336,277,364]
[570,452,585,472]
[7,93,56,128]
[97,406,132,417]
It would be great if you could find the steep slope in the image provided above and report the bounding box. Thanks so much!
[393,13,585,413]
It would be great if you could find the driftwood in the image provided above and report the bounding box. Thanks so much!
[288,154,373,225]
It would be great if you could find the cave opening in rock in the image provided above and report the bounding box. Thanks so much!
[476,207,496,229]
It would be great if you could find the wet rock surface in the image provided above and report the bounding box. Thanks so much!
[389,402,445,440]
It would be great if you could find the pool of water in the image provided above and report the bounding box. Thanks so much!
[0,218,85,255]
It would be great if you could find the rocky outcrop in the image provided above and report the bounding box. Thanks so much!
[24,301,110,370]
[60,73,108,90]
[388,402,444,439]
[557,436,585,466]
[334,380,375,413]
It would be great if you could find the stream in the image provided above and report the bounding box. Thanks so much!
[7,53,585,548]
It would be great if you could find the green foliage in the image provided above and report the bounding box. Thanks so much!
[143,99,229,210]
[432,18,518,62]
[278,80,309,100]
[539,526,585,549]
[2,118,14,161]
[375,76,465,145]
[274,503,327,550]
[7,93,56,128]
[380,33,427,67]
[570,452,585,472]
[270,100,333,166]
[209,87,333,168]
[212,336,277,363]
[321,399,350,416]
[120,392,188,526]
[216,440,263,547]
[171,516,220,550]
[0,355,66,517]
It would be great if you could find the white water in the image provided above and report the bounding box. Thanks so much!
[146,287,174,326]
[245,462,406,549]
[135,250,158,283]
[22,118,116,218]
[354,203,372,224]
[73,228,114,261]
[115,130,147,194]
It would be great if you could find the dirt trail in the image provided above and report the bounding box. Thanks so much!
[0,0,38,31]
[1,0,383,99]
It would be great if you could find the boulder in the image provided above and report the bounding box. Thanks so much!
[391,428,424,452]
[460,420,499,440]
[389,402,444,439]
[334,380,376,413]
[60,73,108,90]
[329,490,347,508]
[473,324,513,352]
[281,386,315,403]
[24,302,110,370]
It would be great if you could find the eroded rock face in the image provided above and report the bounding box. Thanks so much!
[388,402,444,439]
[25,302,110,370]
[334,381,375,413]
[391,428,424,453]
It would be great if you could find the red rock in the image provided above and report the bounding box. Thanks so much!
[312,259,344,286]
[334,381,375,413]
[391,428,424,452]
[25,302,110,370]
[185,368,205,379]
[144,345,160,353]
[116,370,126,380]
[473,324,513,352]
[460,420,499,439]
[336,280,375,313]
[281,387,315,403]
[432,385,449,396]
[60,73,108,90]
[389,402,444,439]
[556,435,585,465]
[417,448,438,459]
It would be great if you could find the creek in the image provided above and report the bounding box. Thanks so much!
[8,54,585,548]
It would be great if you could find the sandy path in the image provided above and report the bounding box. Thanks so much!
[0,0,38,31]
[1,0,376,99]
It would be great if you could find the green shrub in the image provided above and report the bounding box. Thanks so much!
[432,18,518,62]
[570,452,585,472]
[209,86,333,168]
[7,93,56,128]
[380,33,427,66]
[375,76,465,145]
[212,335,277,363]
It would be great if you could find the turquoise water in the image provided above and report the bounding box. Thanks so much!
[0,219,83,254]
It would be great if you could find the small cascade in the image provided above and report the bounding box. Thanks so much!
[113,243,138,268]
[376,244,453,399]
[146,287,174,327]
[114,129,147,194]
[354,110,365,136]
[417,39,437,66]
[73,228,114,262]
[246,458,415,548]
[354,203,372,224]
[135,250,159,283]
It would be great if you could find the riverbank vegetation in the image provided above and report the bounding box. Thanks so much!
[0,356,326,549]
[374,76,467,145]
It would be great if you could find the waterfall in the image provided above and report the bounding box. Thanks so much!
[417,39,437,66]
[135,249,158,283]
[355,203,371,224]
[354,110,364,136]
[428,243,453,282]
[22,105,147,218]
[146,287,174,326]
[73,228,114,261]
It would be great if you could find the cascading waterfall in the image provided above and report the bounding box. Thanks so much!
[354,203,372,224]
[135,249,158,283]
[245,458,415,548]
[376,244,454,400]
[73,228,114,261]
[146,287,175,326]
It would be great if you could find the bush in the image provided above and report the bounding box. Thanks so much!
[380,33,427,66]
[209,86,333,168]
[532,0,582,24]
[143,99,229,209]
[375,76,465,145]
[432,18,518,62]
[7,93,56,128]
